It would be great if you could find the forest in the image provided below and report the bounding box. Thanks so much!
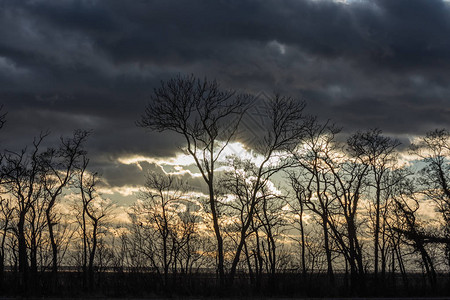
[0,75,449,298]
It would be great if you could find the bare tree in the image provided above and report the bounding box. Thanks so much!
[289,120,340,282]
[40,129,89,284]
[291,122,372,287]
[130,171,198,287]
[173,206,202,277]
[347,129,400,278]
[0,105,9,286]
[254,186,286,277]
[144,172,184,286]
[383,169,412,287]
[411,129,450,268]
[392,177,437,286]
[288,175,311,279]
[0,197,14,287]
[77,155,112,290]
[25,188,47,276]
[326,143,369,287]
[138,74,248,284]
[220,95,307,285]
[1,133,47,290]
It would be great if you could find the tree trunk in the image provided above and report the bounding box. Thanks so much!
[18,213,28,292]
[299,204,307,279]
[82,205,88,290]
[323,215,334,283]
[46,207,58,291]
[208,183,225,287]
[374,186,381,278]
[88,220,98,290]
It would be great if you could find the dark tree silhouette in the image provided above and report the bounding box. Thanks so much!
[347,129,400,278]
[77,155,111,291]
[0,197,13,288]
[392,178,437,286]
[220,95,307,285]
[289,120,340,283]
[1,133,48,291]
[0,92,449,298]
[411,129,450,269]
[138,74,249,285]
[40,130,89,288]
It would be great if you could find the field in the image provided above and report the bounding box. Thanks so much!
[1,271,449,298]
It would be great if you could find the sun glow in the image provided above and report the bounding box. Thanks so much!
[117,141,267,177]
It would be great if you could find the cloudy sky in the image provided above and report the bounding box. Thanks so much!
[1,0,449,204]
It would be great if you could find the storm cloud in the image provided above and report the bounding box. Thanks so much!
[1,0,449,194]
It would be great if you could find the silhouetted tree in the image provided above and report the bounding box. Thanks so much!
[289,120,340,282]
[287,176,308,279]
[0,197,13,288]
[40,130,89,289]
[411,129,450,269]
[1,133,47,291]
[392,178,437,286]
[26,185,47,276]
[347,129,400,278]
[220,95,307,285]
[383,169,412,287]
[138,74,249,285]
[0,106,8,286]
[326,141,369,288]
[77,155,112,291]
[130,171,198,288]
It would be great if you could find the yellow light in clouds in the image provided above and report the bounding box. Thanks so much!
[117,141,266,177]
[98,186,141,196]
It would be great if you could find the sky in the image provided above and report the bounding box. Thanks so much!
[0,0,449,205]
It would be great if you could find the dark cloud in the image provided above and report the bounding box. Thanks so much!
[0,0,449,189]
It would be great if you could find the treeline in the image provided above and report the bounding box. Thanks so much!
[0,125,114,295]
[0,75,449,297]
